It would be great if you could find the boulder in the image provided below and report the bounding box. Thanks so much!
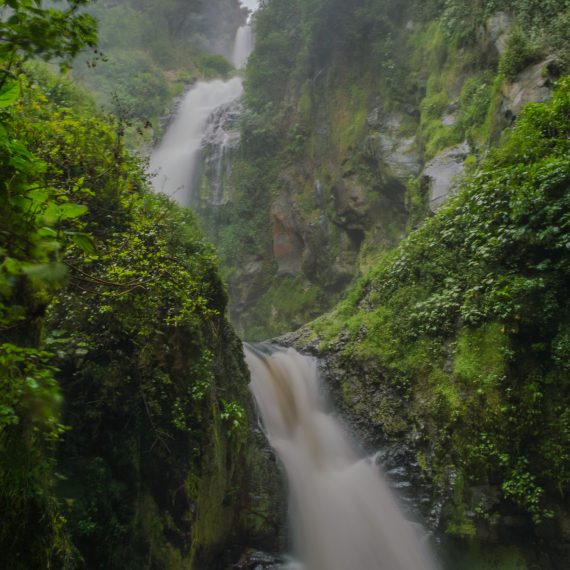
[500,58,556,121]
[332,177,369,229]
[230,255,266,316]
[422,142,470,211]
[485,11,512,56]
[370,110,422,183]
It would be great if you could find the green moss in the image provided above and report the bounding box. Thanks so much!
[454,545,528,570]
[298,80,313,120]
[308,80,570,538]
[499,25,541,80]
[454,322,508,386]
[243,276,328,341]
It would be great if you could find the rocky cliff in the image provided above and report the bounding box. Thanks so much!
[189,1,570,567]
[280,76,570,568]
[194,0,568,341]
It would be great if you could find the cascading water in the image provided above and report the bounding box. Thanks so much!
[149,78,243,206]
[232,25,254,69]
[245,343,439,570]
[150,1,256,205]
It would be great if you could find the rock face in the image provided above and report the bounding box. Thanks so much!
[243,424,287,556]
[230,550,286,569]
[274,330,442,558]
[278,328,570,570]
[370,110,422,184]
[270,191,306,276]
[190,5,559,340]
[199,98,243,207]
[422,142,470,211]
[500,59,558,121]
[481,11,512,56]
[332,176,369,229]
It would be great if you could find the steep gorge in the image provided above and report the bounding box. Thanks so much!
[195,0,568,341]
[0,2,282,568]
[2,0,569,568]
[186,0,570,568]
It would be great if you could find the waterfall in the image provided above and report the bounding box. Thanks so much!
[150,9,256,206]
[149,78,243,206]
[232,25,254,69]
[245,343,438,570]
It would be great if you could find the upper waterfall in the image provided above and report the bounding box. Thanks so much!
[149,77,243,206]
[150,8,257,205]
[232,25,254,69]
[245,343,439,570]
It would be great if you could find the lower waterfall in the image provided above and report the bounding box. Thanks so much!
[245,343,438,570]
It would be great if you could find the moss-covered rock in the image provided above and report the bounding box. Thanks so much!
[197,0,570,340]
[285,78,570,568]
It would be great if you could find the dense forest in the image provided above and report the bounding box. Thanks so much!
[0,1,273,568]
[1,0,569,569]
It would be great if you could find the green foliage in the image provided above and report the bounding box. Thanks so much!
[0,4,100,565]
[71,0,241,135]
[0,0,97,70]
[197,52,234,79]
[220,399,247,437]
[313,79,570,530]
[499,26,540,80]
[441,0,570,51]
[243,275,328,341]
[0,14,253,566]
[77,49,170,121]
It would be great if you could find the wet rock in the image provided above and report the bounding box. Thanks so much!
[484,11,512,56]
[229,256,269,334]
[332,176,369,230]
[372,111,422,183]
[470,485,501,513]
[231,550,286,570]
[422,142,470,211]
[200,99,243,206]
[243,425,287,552]
[500,58,556,122]
[441,101,459,127]
[270,192,307,276]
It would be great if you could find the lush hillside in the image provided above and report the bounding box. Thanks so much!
[288,76,570,568]
[187,0,570,565]
[2,1,570,568]
[0,3,273,568]
[72,0,244,143]
[196,0,570,340]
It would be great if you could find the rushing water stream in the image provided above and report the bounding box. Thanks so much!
[149,77,243,205]
[245,343,439,570]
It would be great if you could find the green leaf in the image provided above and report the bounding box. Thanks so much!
[42,202,87,224]
[70,232,97,255]
[58,203,88,220]
[22,262,67,283]
[3,257,22,275]
[37,227,58,238]
[0,81,20,107]
[28,189,50,206]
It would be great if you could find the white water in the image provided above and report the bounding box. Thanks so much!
[240,0,260,13]
[245,344,438,570]
[150,16,255,205]
[232,25,254,69]
[149,78,243,205]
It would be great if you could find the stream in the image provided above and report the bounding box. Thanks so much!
[245,344,439,570]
